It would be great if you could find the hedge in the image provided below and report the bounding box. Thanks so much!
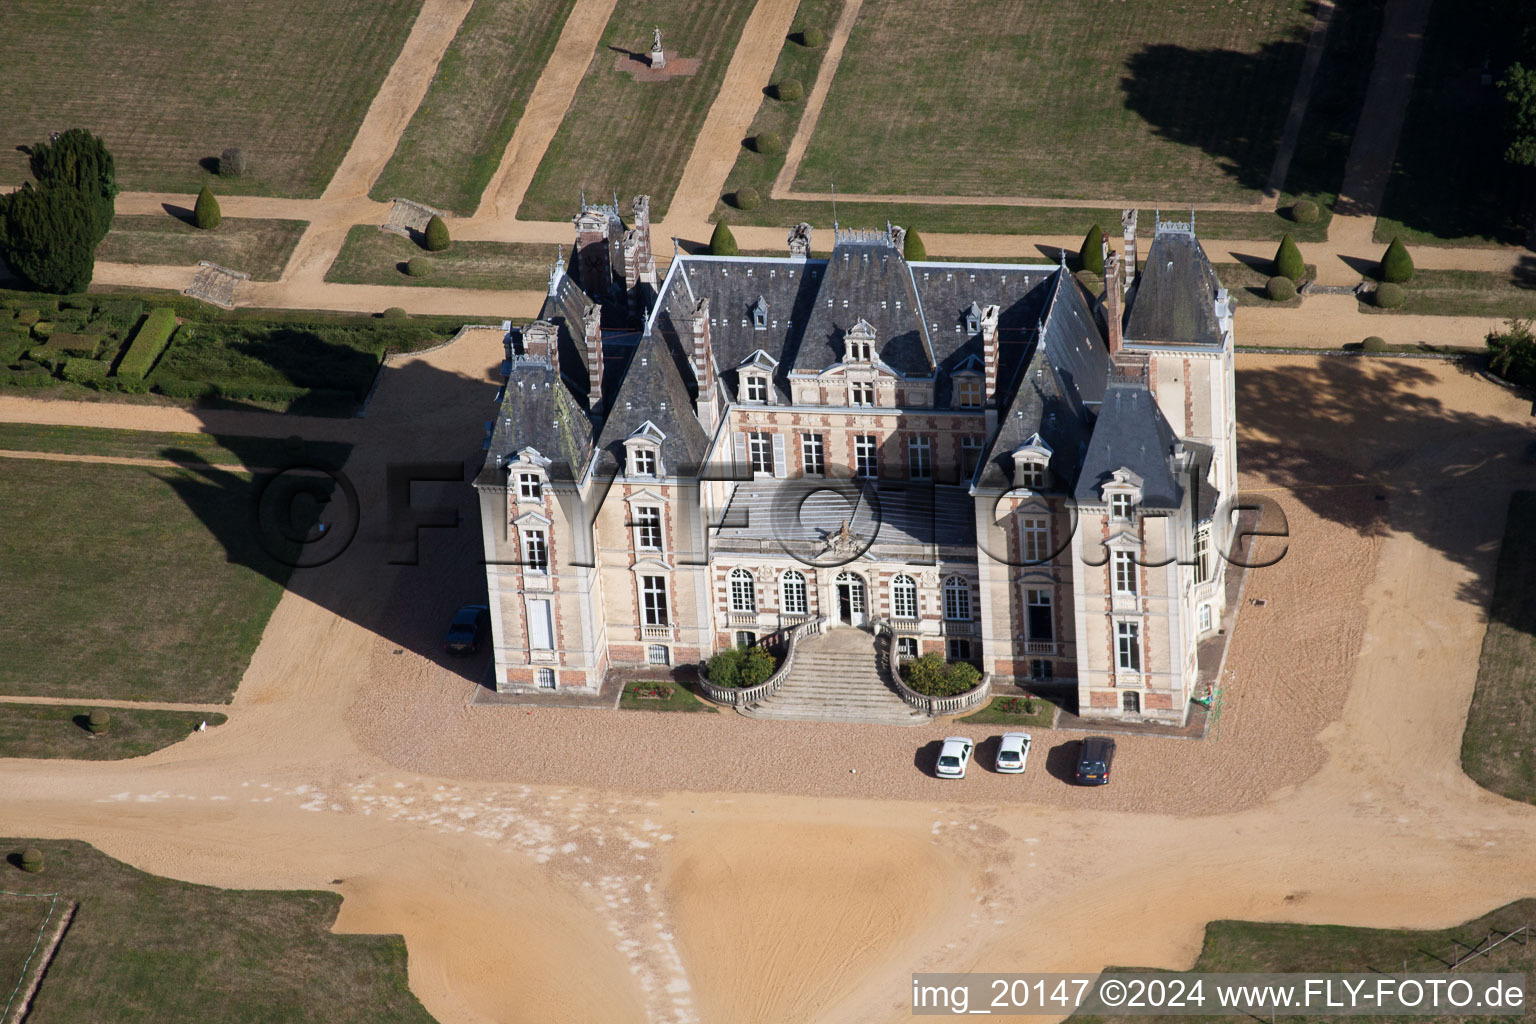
[705,644,776,687]
[62,357,109,383]
[900,654,982,697]
[1361,336,1388,352]
[50,332,101,357]
[116,307,178,380]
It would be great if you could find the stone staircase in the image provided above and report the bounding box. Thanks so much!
[742,627,929,726]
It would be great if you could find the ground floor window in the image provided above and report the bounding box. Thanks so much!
[647,644,670,665]
[536,667,556,689]
[1030,659,1053,680]
[735,631,757,649]
[947,637,972,662]
[1198,603,1213,632]
[896,636,919,659]
[1122,690,1140,713]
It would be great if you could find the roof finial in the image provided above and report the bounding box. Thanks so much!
[581,188,587,209]
[1059,247,1067,271]
[831,182,838,232]
[1189,206,1196,235]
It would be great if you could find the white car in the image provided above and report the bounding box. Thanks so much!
[935,736,973,779]
[995,731,1032,774]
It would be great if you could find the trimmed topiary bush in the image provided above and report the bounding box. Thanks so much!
[709,221,738,257]
[903,228,926,261]
[87,708,111,733]
[732,186,761,211]
[1289,199,1319,224]
[1265,276,1297,301]
[423,214,450,252]
[220,147,246,177]
[115,307,177,381]
[19,848,43,873]
[1374,282,1405,308]
[382,306,409,320]
[62,357,109,384]
[1379,236,1414,283]
[774,79,804,102]
[1079,224,1105,276]
[798,26,825,47]
[752,132,783,155]
[1273,232,1304,281]
[705,644,777,687]
[193,186,221,230]
[1361,335,1388,352]
[406,256,435,278]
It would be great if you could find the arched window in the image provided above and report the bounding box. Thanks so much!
[943,576,972,621]
[730,568,756,612]
[780,569,807,615]
[891,574,918,620]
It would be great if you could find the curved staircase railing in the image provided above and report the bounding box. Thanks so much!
[698,616,826,707]
[871,618,992,717]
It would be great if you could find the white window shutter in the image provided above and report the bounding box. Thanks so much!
[733,432,748,472]
[772,433,787,478]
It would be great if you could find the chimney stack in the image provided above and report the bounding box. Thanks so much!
[690,297,718,433]
[1122,209,1138,289]
[1104,252,1124,358]
[583,302,604,414]
[980,303,1001,399]
[521,319,559,377]
[787,222,812,259]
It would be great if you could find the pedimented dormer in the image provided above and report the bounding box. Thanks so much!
[1011,433,1053,490]
[843,318,877,364]
[508,446,552,503]
[1101,468,1144,521]
[734,349,778,404]
[623,420,667,478]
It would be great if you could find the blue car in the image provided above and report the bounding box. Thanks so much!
[444,605,490,656]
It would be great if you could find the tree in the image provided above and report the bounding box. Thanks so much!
[1079,224,1105,275]
[194,186,222,230]
[0,182,96,293]
[1273,233,1304,280]
[1488,317,1536,386]
[220,146,247,177]
[28,128,117,243]
[1379,236,1415,283]
[709,221,738,256]
[424,214,450,252]
[1500,63,1536,167]
[903,228,927,261]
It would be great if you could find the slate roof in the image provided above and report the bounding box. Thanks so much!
[539,271,597,406]
[1073,382,1185,509]
[1124,228,1226,347]
[479,355,593,485]
[590,325,710,478]
[908,262,1057,406]
[794,241,929,375]
[713,480,976,551]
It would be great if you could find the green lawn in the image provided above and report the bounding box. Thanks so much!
[795,0,1315,203]
[619,679,716,712]
[97,217,309,282]
[1,839,436,1024]
[0,0,422,197]
[1462,491,1536,804]
[0,422,351,467]
[1358,270,1536,319]
[0,459,290,704]
[956,695,1058,729]
[518,0,757,221]
[0,890,55,1006]
[325,226,558,291]
[0,704,228,760]
[1075,899,1536,1024]
[372,0,577,214]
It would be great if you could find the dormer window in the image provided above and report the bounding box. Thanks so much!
[1011,434,1053,490]
[1110,493,1135,520]
[623,420,666,478]
[752,296,768,330]
[965,301,983,335]
[517,473,542,501]
[742,374,768,403]
[631,448,657,476]
[843,318,877,363]
[1018,461,1046,489]
[847,340,872,361]
[954,374,982,409]
[1103,468,1143,521]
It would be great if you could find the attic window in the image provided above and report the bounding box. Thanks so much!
[742,374,768,403]
[1110,492,1136,521]
[966,309,981,334]
[752,297,768,330]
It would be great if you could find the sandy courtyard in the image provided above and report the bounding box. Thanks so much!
[3,341,1536,1024]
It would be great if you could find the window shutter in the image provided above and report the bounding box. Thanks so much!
[771,433,787,478]
[733,432,748,472]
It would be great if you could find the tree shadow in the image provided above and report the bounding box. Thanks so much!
[197,156,220,176]
[1511,255,1536,293]
[161,202,196,226]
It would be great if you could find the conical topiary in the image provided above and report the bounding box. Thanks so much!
[1273,233,1304,281]
[424,214,450,252]
[193,186,221,230]
[903,228,926,261]
[1379,236,1414,283]
[1079,224,1105,276]
[709,221,738,257]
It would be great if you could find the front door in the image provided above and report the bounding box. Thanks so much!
[836,574,867,627]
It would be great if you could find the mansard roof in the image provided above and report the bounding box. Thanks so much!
[793,241,928,375]
[1124,226,1225,347]
[539,270,597,407]
[591,326,709,478]
[480,354,592,485]
[1073,381,1185,509]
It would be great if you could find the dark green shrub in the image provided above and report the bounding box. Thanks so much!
[1079,224,1105,276]
[52,332,100,357]
[900,654,983,697]
[732,187,761,211]
[798,26,825,47]
[752,132,783,155]
[383,306,409,320]
[1361,335,1388,352]
[705,644,777,687]
[1379,236,1414,283]
[1273,233,1304,281]
[220,147,247,177]
[87,708,111,733]
[903,228,926,261]
[194,186,221,230]
[774,79,804,102]
[1289,199,1319,224]
[0,182,97,293]
[1265,276,1297,301]
[30,321,54,340]
[1487,317,1536,386]
[406,257,434,278]
[19,848,43,873]
[709,221,738,257]
[29,128,117,243]
[116,308,177,380]
[95,299,142,332]
[1374,282,1405,309]
[423,214,450,252]
[62,358,109,383]
[0,333,27,364]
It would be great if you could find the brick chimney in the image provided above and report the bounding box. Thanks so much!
[1121,208,1138,288]
[521,319,559,376]
[583,302,603,414]
[1103,252,1123,357]
[689,297,718,433]
[980,303,1001,400]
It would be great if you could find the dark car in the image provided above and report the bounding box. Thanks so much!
[443,605,490,656]
[1075,736,1116,785]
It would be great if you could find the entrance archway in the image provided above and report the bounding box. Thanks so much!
[835,571,867,627]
